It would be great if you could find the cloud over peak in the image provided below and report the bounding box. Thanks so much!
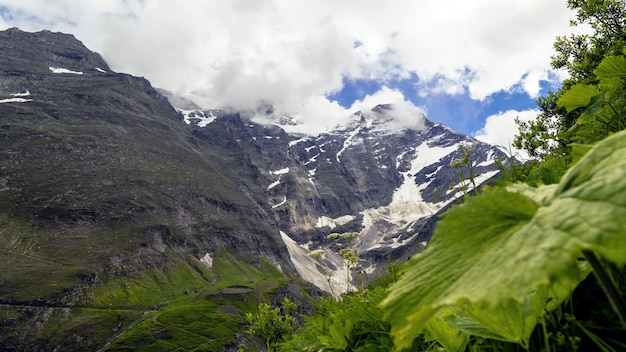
[0,0,579,133]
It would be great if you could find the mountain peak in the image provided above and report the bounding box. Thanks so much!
[0,27,110,76]
[0,27,510,350]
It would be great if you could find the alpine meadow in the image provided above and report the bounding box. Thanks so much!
[1,1,626,351]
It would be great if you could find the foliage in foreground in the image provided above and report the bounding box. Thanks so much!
[382,127,626,349]
[515,0,626,158]
[274,46,626,352]
[276,131,626,352]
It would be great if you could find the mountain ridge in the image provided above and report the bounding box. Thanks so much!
[181,101,507,291]
[0,28,509,350]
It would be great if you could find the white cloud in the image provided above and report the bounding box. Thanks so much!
[349,86,426,130]
[0,0,582,130]
[474,109,538,160]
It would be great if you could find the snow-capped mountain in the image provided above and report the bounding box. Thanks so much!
[183,103,509,292]
[0,28,513,348]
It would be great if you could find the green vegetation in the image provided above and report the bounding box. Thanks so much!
[245,298,298,351]
[3,2,626,351]
[383,128,626,350]
[97,252,298,351]
[515,0,626,158]
[0,245,305,351]
[267,2,626,351]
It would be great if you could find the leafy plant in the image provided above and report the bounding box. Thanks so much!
[280,287,397,352]
[309,249,338,300]
[557,49,626,145]
[450,143,478,197]
[246,298,297,351]
[328,232,360,292]
[515,0,626,158]
[381,128,626,350]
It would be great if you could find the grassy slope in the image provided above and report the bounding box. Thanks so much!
[0,249,306,351]
[99,253,295,351]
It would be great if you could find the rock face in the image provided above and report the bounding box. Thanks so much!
[184,104,508,291]
[0,28,292,303]
[0,28,510,349]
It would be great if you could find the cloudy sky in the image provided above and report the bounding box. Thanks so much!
[0,0,586,157]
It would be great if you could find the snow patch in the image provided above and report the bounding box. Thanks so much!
[304,153,320,166]
[95,67,107,73]
[280,231,353,293]
[0,97,32,103]
[354,142,459,252]
[49,66,83,75]
[289,136,310,146]
[336,126,363,162]
[476,149,497,167]
[267,180,281,191]
[269,168,289,175]
[446,170,500,196]
[476,159,495,167]
[11,90,30,97]
[272,196,287,209]
[200,253,213,268]
[179,109,216,127]
[316,215,356,229]
[425,165,443,179]
[410,142,458,174]
[308,167,317,184]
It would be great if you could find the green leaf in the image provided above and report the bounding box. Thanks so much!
[381,189,540,349]
[569,143,593,166]
[424,309,469,352]
[381,129,626,350]
[557,83,601,112]
[443,294,548,348]
[594,55,626,79]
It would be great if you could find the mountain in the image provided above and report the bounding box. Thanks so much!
[0,28,509,350]
[0,28,296,351]
[182,103,508,292]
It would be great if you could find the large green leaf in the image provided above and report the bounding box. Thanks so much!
[557,83,601,112]
[381,129,626,350]
[594,55,626,79]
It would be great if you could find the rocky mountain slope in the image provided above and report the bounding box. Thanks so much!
[0,28,509,350]
[181,103,508,292]
[0,28,296,351]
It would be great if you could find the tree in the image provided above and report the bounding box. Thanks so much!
[515,0,626,158]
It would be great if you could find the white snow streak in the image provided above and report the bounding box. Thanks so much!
[316,215,356,229]
[336,126,362,162]
[49,66,83,74]
[269,168,290,175]
[289,136,310,146]
[11,90,30,97]
[267,180,281,191]
[304,153,320,166]
[476,149,497,167]
[272,196,287,209]
[446,169,499,197]
[0,97,32,103]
